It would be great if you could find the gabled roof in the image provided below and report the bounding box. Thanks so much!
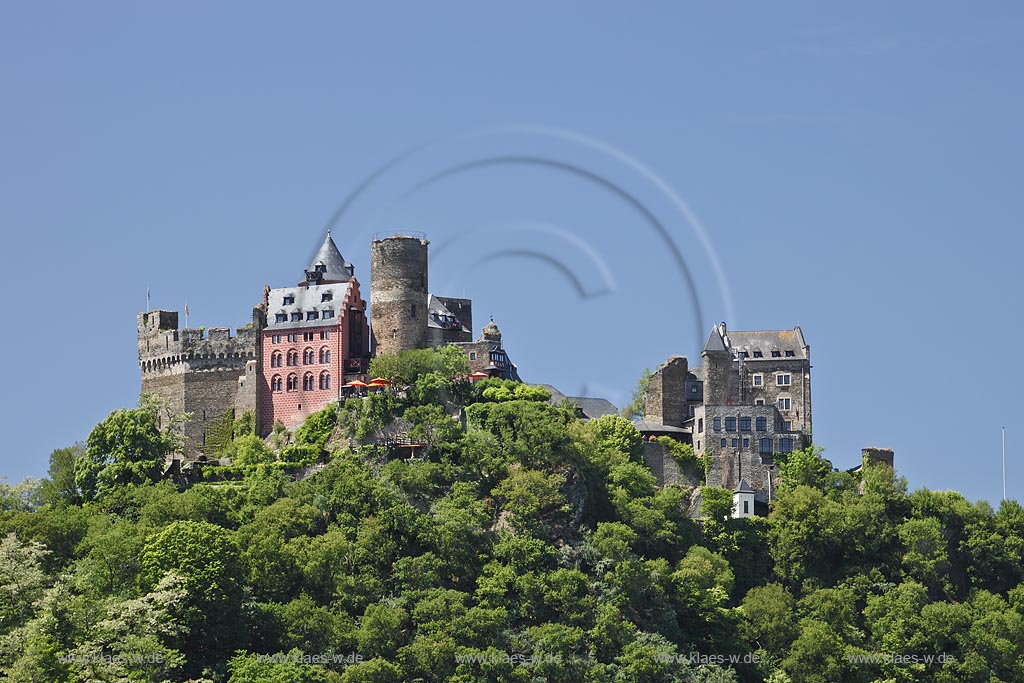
[427,294,469,332]
[307,231,353,283]
[734,479,754,494]
[703,323,808,359]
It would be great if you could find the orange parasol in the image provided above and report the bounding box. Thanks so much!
[345,380,368,387]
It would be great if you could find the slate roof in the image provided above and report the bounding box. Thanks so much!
[427,294,469,332]
[540,385,619,420]
[266,281,355,331]
[734,479,755,494]
[632,420,690,434]
[703,323,808,359]
[307,232,353,283]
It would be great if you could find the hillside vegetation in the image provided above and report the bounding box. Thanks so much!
[1,348,1022,682]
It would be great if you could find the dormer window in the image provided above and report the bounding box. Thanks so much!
[306,311,319,321]
[771,350,781,357]
[275,313,287,323]
[753,350,763,358]
[291,312,302,322]
[283,295,295,305]
[322,309,335,319]
[785,350,795,357]
[738,351,749,359]
[321,292,333,302]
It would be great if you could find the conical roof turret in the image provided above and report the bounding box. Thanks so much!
[305,230,354,284]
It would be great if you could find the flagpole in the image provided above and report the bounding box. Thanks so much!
[1003,426,1006,502]
[146,287,151,312]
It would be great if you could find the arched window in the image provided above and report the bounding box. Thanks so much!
[303,348,315,365]
[271,375,283,392]
[303,373,315,391]
[271,351,282,368]
[320,347,330,364]
[319,372,331,390]
[287,374,298,391]
[287,350,298,366]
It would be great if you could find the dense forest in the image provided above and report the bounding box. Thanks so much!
[1,346,1022,682]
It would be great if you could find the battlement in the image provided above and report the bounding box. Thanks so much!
[138,310,259,375]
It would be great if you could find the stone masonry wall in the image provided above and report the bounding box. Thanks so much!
[370,236,429,356]
[138,310,259,455]
[644,356,689,427]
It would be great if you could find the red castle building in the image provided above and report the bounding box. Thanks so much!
[258,231,370,430]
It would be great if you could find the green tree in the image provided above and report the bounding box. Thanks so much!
[491,469,567,535]
[775,446,832,492]
[700,486,734,522]
[621,368,652,420]
[140,520,244,671]
[0,532,50,630]
[588,414,644,460]
[38,444,84,507]
[78,406,172,501]
[739,583,799,655]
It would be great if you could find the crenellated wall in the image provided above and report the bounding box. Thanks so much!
[137,309,262,454]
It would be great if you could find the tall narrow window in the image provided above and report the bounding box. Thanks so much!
[287,374,298,391]
[320,347,330,364]
[759,438,773,454]
[303,348,314,365]
[272,375,283,392]
[320,372,331,390]
[271,351,282,368]
[777,397,791,411]
[303,373,314,391]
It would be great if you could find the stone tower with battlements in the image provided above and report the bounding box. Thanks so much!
[137,308,262,454]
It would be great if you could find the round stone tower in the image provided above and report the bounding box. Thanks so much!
[370,232,429,356]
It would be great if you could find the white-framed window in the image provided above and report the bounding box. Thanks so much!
[752,373,763,387]
[469,352,476,360]
[776,373,792,386]
[783,421,792,432]
[755,398,765,406]
[777,397,791,411]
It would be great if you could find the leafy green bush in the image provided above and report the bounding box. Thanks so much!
[294,404,338,450]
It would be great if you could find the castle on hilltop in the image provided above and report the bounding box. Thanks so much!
[138,231,519,453]
[640,323,812,513]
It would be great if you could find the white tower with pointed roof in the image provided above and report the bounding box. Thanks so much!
[732,479,755,518]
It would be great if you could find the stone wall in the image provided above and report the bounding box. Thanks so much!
[642,442,684,487]
[370,235,429,356]
[695,403,794,504]
[138,309,260,454]
[644,356,689,427]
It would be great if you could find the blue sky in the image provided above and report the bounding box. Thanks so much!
[1,2,1021,504]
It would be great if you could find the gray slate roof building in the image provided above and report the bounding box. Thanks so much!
[266,281,356,331]
[427,294,469,332]
[703,323,809,360]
